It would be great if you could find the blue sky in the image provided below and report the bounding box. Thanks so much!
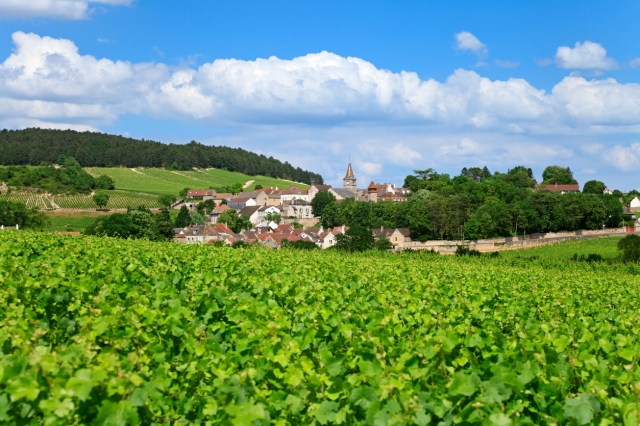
[0,1,639,190]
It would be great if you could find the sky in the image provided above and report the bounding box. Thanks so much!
[0,1,639,190]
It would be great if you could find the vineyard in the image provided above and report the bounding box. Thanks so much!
[0,193,54,210]
[53,190,161,209]
[1,232,640,424]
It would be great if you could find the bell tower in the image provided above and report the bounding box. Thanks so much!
[343,161,357,192]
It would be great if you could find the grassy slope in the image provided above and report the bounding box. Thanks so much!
[85,167,309,195]
[500,236,623,261]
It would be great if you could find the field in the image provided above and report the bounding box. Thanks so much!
[85,167,309,195]
[1,233,639,424]
[43,211,115,233]
[501,237,624,261]
[53,190,161,210]
[0,193,54,210]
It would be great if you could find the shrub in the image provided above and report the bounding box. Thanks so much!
[618,234,640,263]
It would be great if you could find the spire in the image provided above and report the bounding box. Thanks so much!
[345,163,354,178]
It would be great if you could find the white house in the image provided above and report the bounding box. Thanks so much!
[630,196,640,213]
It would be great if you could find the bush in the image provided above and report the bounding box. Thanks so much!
[335,225,374,252]
[618,234,640,263]
[94,174,115,190]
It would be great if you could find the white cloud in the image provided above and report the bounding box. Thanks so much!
[454,31,487,55]
[581,143,603,154]
[356,161,382,176]
[555,41,618,70]
[1,31,640,144]
[495,60,519,68]
[536,58,553,67]
[631,58,640,68]
[0,0,131,20]
[440,137,482,156]
[604,143,640,171]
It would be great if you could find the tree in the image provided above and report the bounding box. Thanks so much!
[374,236,393,251]
[265,212,281,223]
[129,210,157,239]
[86,214,133,238]
[154,209,174,239]
[93,191,110,209]
[0,200,48,229]
[174,205,190,228]
[582,180,606,195]
[189,211,206,225]
[542,166,577,185]
[235,215,253,232]
[311,190,336,217]
[335,225,374,252]
[94,175,115,190]
[618,234,640,263]
[217,209,238,231]
[158,194,177,209]
[413,168,435,181]
[254,184,263,190]
[229,182,244,194]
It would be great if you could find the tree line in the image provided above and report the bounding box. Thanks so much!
[0,128,324,185]
[317,166,628,241]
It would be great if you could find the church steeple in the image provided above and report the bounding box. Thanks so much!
[343,160,357,192]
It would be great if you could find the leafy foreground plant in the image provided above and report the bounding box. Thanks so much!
[1,233,640,425]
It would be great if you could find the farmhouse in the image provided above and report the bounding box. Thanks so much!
[541,183,580,194]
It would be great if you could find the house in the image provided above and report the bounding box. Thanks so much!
[356,182,409,203]
[187,190,216,200]
[212,193,232,206]
[173,223,234,244]
[282,200,313,219]
[228,191,269,209]
[372,227,412,250]
[308,184,332,200]
[228,197,255,210]
[257,205,281,222]
[208,204,231,223]
[630,196,640,213]
[238,205,262,225]
[604,188,614,195]
[541,183,580,194]
[280,187,309,204]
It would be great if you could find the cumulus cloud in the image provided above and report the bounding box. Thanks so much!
[555,41,618,70]
[440,137,483,156]
[0,0,131,20]
[1,31,640,138]
[454,31,487,55]
[581,143,604,154]
[631,58,640,68]
[604,143,640,171]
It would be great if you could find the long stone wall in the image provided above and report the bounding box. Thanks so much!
[400,228,639,253]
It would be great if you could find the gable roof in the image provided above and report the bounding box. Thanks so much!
[238,205,261,216]
[331,188,356,198]
[312,184,332,191]
[187,189,215,197]
[541,184,580,192]
[211,204,231,215]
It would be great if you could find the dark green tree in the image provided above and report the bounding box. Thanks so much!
[174,205,191,228]
[582,180,606,195]
[618,234,640,263]
[542,166,577,185]
[229,182,244,194]
[217,209,238,231]
[311,190,336,217]
[335,225,374,252]
[93,192,110,209]
[154,209,174,239]
[94,175,115,190]
[374,236,393,251]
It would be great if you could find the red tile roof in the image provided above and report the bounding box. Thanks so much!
[187,190,215,197]
[541,184,580,191]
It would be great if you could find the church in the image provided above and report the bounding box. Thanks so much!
[328,162,409,203]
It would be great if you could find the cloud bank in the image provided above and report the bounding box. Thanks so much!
[0,0,131,20]
[0,31,639,184]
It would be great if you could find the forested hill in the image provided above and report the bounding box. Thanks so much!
[0,128,324,185]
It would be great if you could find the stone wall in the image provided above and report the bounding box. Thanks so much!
[282,217,320,227]
[400,228,639,253]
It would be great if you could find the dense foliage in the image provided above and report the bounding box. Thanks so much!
[322,166,624,240]
[85,207,173,240]
[0,157,95,195]
[0,128,323,185]
[1,233,640,424]
[0,200,48,229]
[618,234,640,263]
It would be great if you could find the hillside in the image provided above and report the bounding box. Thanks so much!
[0,128,323,184]
[84,167,309,195]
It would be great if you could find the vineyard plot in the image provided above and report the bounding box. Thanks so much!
[53,190,161,209]
[1,233,640,424]
[0,193,54,210]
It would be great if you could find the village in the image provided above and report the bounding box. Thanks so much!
[173,162,640,250]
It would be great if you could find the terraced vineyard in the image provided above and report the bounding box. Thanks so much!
[85,167,309,195]
[0,193,54,210]
[53,190,161,209]
[1,232,640,424]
